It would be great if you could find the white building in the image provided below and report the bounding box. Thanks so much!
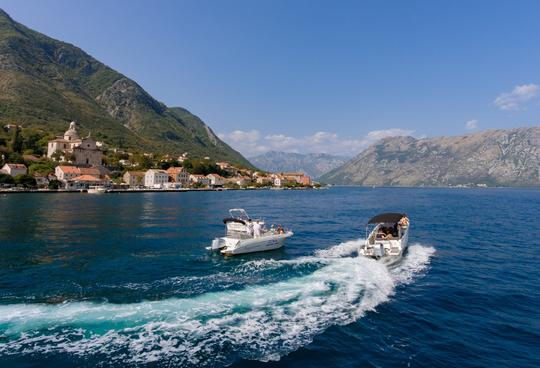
[1,163,27,176]
[144,169,169,188]
[207,173,225,187]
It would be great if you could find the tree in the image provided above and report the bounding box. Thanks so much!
[9,128,23,153]
[14,174,37,188]
[0,173,15,185]
[48,179,62,190]
[29,162,56,176]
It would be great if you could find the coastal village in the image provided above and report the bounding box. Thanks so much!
[0,122,316,192]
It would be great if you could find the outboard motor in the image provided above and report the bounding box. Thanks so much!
[374,243,385,258]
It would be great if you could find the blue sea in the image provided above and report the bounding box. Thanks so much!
[0,187,539,367]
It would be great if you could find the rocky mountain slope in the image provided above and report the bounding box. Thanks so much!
[320,126,540,187]
[249,151,348,178]
[0,9,251,166]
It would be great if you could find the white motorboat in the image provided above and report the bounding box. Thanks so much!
[210,209,293,256]
[87,186,107,194]
[359,212,410,264]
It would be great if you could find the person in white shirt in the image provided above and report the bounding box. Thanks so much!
[253,221,261,238]
[247,220,254,236]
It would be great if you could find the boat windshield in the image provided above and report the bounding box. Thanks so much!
[229,208,250,221]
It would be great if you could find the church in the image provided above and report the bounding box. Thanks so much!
[47,122,103,166]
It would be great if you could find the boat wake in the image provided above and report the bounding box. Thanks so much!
[0,240,435,366]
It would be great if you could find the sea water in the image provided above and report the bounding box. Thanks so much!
[0,188,538,367]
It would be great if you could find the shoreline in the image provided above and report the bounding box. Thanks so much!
[0,187,321,194]
[0,185,538,194]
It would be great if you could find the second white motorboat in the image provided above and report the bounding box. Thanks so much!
[210,209,293,256]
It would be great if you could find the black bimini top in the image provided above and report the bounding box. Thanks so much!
[367,212,406,224]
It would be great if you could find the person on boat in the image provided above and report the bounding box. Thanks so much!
[253,221,261,238]
[377,227,393,240]
[383,227,394,239]
[247,220,254,236]
[277,225,285,234]
[399,214,409,228]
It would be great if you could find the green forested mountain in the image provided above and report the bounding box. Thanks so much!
[0,9,250,166]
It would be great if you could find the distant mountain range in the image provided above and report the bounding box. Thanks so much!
[249,151,349,178]
[0,9,251,166]
[320,126,540,187]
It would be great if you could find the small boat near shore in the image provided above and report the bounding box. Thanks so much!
[359,212,409,264]
[210,209,293,256]
[87,186,108,194]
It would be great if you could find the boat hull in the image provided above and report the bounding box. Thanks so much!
[214,231,293,256]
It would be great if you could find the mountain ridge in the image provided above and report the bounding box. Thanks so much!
[0,9,251,166]
[320,126,540,187]
[249,151,349,178]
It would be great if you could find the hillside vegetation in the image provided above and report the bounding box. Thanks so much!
[0,9,250,166]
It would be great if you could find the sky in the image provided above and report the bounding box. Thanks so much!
[1,0,540,157]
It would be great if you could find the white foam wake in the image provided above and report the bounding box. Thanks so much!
[0,241,435,366]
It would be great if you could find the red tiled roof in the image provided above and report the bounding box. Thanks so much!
[166,167,186,173]
[57,166,80,174]
[71,175,102,182]
[79,167,100,176]
[126,171,145,177]
[5,163,27,169]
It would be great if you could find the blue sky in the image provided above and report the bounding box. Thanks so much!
[2,0,540,156]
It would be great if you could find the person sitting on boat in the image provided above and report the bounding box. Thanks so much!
[383,227,394,240]
[253,221,261,238]
[376,227,387,239]
[277,225,285,234]
[377,227,394,240]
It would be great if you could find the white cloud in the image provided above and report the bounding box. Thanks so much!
[494,84,539,110]
[466,119,478,130]
[219,128,414,157]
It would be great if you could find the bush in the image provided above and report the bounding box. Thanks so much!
[224,182,240,189]
[14,174,37,188]
[29,162,56,176]
[48,179,62,190]
[0,173,15,185]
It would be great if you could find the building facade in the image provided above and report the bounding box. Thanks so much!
[207,174,225,187]
[144,169,169,188]
[123,171,145,187]
[166,167,190,187]
[47,122,103,166]
[189,174,211,186]
[1,163,27,176]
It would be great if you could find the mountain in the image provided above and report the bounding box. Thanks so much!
[0,9,251,166]
[320,126,540,187]
[249,151,349,178]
